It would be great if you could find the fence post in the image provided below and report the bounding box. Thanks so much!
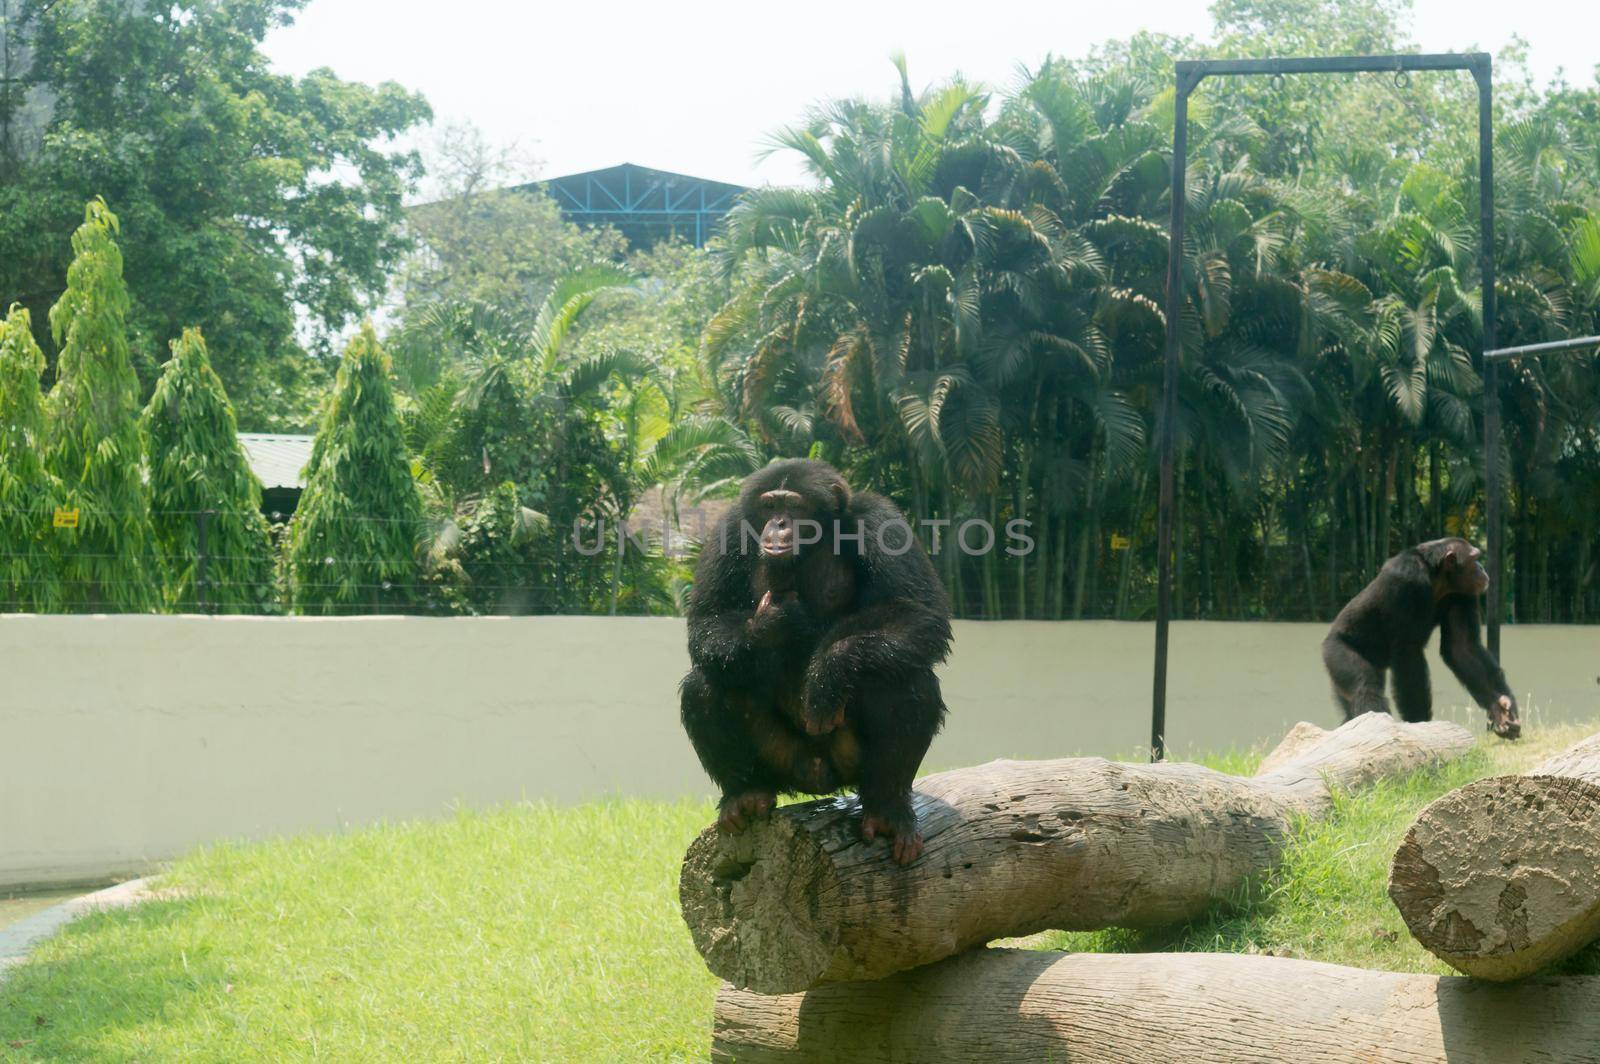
[196,508,213,614]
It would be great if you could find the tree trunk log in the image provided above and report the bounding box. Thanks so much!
[711,948,1600,1063]
[680,713,1473,994]
[1390,730,1600,981]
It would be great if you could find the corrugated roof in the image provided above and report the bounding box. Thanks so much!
[237,433,314,490]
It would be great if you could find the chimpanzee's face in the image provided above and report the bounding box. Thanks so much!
[757,486,815,564]
[1446,542,1490,596]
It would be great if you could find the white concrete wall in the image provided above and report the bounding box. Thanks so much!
[2,615,1595,889]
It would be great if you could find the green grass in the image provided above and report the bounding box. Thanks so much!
[2,724,1596,1062]
[0,801,720,1062]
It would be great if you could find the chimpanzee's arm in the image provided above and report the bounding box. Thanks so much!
[1438,595,1513,709]
[803,495,952,717]
[686,510,783,680]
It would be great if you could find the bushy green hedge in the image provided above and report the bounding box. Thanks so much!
[142,327,278,612]
[0,304,64,611]
[44,199,159,612]
[287,322,425,614]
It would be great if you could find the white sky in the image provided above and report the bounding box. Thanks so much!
[263,1,1600,189]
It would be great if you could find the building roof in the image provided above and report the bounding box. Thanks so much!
[529,163,747,249]
[237,433,314,491]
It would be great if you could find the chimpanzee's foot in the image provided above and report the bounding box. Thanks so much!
[717,790,776,832]
[1489,695,1521,740]
[860,807,923,865]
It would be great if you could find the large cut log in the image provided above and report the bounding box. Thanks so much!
[712,948,1600,1063]
[1390,729,1600,980]
[680,713,1473,993]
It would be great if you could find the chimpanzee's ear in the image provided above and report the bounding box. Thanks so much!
[831,478,851,514]
[1441,544,1460,569]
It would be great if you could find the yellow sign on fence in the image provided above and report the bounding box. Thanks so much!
[52,507,80,529]
[1111,534,1131,551]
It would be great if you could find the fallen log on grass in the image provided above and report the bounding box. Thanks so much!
[1390,729,1600,980]
[680,712,1473,993]
[711,948,1600,1063]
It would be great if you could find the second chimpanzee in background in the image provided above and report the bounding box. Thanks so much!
[680,459,951,864]
[1322,537,1519,738]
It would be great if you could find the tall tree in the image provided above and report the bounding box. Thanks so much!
[141,326,277,612]
[0,0,431,428]
[45,198,158,611]
[287,322,423,614]
[0,302,62,610]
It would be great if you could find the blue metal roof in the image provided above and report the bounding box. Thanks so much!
[530,163,746,249]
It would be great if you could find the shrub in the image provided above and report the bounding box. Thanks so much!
[0,304,64,610]
[44,199,158,611]
[142,327,278,612]
[287,322,424,613]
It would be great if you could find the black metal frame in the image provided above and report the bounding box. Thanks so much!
[1152,53,1496,762]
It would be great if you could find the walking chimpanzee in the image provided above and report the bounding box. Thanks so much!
[1322,537,1519,738]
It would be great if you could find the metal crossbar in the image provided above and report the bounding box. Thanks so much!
[1484,335,1600,361]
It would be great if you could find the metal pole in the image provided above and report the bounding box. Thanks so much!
[196,509,211,614]
[1152,74,1191,763]
[1475,58,1502,659]
[1485,335,1600,360]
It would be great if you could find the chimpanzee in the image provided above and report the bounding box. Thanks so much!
[1322,537,1519,738]
[679,459,952,864]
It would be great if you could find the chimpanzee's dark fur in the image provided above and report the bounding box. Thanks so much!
[1322,537,1519,737]
[679,459,952,863]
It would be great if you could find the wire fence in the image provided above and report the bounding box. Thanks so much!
[4,504,1592,623]
[1,503,682,617]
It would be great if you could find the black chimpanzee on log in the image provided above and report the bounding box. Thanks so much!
[1322,537,1519,738]
[679,459,952,864]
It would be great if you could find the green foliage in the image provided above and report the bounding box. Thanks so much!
[287,322,424,614]
[44,198,158,612]
[0,0,432,429]
[706,49,1600,621]
[141,327,277,612]
[394,265,692,615]
[574,242,729,378]
[9,2,1600,621]
[389,130,749,614]
[0,302,62,610]
[426,481,550,614]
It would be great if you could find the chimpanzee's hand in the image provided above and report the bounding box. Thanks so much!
[1488,694,1521,740]
[746,590,802,645]
[801,643,851,737]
